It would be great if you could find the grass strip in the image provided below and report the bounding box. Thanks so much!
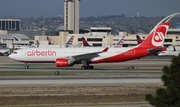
[0,94,146,106]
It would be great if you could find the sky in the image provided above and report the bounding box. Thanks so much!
[0,0,180,18]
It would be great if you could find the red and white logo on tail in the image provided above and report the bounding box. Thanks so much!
[139,22,170,48]
[152,23,169,47]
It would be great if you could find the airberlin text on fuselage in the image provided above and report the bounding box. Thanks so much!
[27,50,56,56]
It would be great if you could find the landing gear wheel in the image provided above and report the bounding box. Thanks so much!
[25,66,29,69]
[55,71,59,75]
[89,66,94,69]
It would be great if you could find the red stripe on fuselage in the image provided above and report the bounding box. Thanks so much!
[90,47,149,64]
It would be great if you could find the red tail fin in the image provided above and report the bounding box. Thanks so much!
[138,22,170,48]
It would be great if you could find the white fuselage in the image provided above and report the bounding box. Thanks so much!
[9,47,132,63]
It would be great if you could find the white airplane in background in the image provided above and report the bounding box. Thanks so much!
[8,13,179,71]
[158,46,180,57]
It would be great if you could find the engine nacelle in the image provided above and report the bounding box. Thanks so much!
[56,58,74,67]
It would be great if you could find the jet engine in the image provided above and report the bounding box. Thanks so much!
[56,58,74,67]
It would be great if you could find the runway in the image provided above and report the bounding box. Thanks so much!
[0,76,162,87]
[0,56,166,106]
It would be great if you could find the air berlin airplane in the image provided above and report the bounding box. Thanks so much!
[8,13,177,70]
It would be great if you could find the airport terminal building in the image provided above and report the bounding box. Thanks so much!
[0,26,180,49]
[34,27,180,48]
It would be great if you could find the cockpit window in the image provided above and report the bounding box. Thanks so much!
[12,52,17,54]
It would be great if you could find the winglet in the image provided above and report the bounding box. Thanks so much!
[102,47,109,52]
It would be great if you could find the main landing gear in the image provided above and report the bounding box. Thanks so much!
[81,65,94,69]
[80,60,94,69]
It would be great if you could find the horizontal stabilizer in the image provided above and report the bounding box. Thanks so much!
[148,47,166,54]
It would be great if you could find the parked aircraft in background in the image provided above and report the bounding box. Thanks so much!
[136,35,143,44]
[65,36,74,47]
[82,36,125,47]
[48,36,74,47]
[114,36,124,48]
[8,12,173,71]
[82,37,91,47]
[37,36,74,48]
[158,46,180,57]
[82,35,142,48]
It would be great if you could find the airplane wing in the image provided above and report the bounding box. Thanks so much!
[66,47,109,61]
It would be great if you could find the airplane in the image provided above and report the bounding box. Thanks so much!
[48,36,74,47]
[82,36,125,47]
[158,46,180,57]
[8,13,178,72]
[47,36,52,45]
